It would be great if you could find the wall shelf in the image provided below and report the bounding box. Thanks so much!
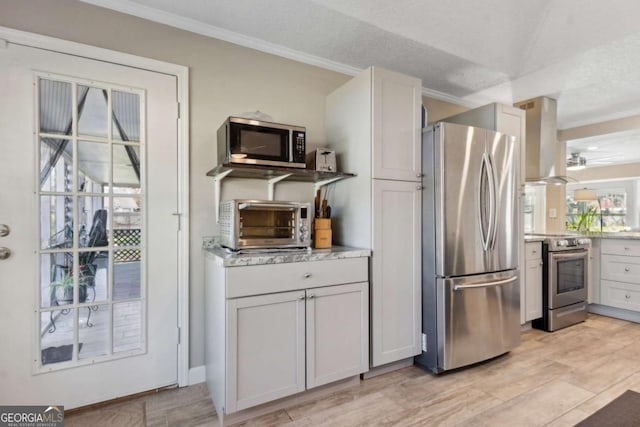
[207,164,356,220]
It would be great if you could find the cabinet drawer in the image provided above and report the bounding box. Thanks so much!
[601,280,640,312]
[525,242,542,261]
[601,254,640,285]
[601,239,640,257]
[226,257,369,298]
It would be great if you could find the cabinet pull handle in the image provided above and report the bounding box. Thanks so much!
[308,294,315,299]
[303,272,311,278]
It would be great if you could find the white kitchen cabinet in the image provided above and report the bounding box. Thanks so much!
[371,67,422,181]
[226,290,306,412]
[600,239,640,311]
[589,239,601,304]
[524,242,542,321]
[205,253,369,420]
[305,282,368,388]
[371,179,421,366]
[326,66,422,369]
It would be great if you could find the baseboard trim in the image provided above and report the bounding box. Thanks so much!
[361,357,414,379]
[588,303,640,323]
[188,366,206,385]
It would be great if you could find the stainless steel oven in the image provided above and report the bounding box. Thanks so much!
[532,236,590,332]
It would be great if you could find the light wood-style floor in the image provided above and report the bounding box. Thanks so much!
[65,313,640,426]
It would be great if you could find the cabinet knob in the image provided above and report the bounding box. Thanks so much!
[308,294,315,299]
[532,250,537,254]
[303,272,311,278]
[625,267,631,272]
[625,247,630,251]
[416,173,422,178]
[416,185,423,190]
[539,261,544,266]
[299,295,306,300]
[625,293,631,300]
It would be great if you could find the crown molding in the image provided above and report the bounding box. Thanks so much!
[80,0,473,107]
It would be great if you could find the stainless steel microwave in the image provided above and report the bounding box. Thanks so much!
[218,200,311,250]
[217,116,306,168]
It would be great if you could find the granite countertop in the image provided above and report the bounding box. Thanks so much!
[524,236,545,243]
[203,237,370,267]
[579,232,640,240]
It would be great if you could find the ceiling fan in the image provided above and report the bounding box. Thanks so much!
[566,152,587,170]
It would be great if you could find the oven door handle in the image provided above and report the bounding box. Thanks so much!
[454,276,517,291]
[550,250,588,261]
[238,202,297,211]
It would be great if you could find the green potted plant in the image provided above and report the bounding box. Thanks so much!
[50,270,89,305]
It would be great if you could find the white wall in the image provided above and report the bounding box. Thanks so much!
[0,0,468,369]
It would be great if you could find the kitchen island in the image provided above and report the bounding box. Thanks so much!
[204,242,371,426]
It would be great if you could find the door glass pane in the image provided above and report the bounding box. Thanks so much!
[37,77,147,370]
[41,252,73,308]
[41,311,75,365]
[40,138,72,192]
[113,301,143,352]
[113,144,140,191]
[79,304,110,359]
[112,91,140,142]
[78,140,109,191]
[557,258,585,293]
[114,249,141,300]
[41,195,73,250]
[39,79,72,135]
[78,86,108,138]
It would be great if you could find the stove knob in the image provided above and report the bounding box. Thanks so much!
[577,238,590,245]
[556,240,568,247]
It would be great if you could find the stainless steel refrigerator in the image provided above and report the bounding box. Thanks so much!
[416,122,521,373]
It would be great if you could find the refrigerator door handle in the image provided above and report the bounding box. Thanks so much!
[453,276,517,291]
[487,153,498,250]
[478,152,496,251]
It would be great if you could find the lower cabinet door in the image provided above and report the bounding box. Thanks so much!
[524,258,542,321]
[226,290,306,413]
[306,282,369,388]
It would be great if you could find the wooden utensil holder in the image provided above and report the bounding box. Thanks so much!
[314,218,332,249]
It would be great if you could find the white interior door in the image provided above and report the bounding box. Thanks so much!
[0,42,179,408]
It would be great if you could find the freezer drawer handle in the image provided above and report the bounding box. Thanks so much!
[453,276,517,291]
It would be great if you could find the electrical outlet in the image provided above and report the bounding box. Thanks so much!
[549,208,557,218]
[421,333,427,352]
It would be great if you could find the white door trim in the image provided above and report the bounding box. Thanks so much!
[0,25,190,387]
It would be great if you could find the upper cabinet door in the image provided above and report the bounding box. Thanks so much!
[372,67,422,181]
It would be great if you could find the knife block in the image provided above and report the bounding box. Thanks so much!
[314,218,332,249]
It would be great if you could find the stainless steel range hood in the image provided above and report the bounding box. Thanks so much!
[514,97,570,184]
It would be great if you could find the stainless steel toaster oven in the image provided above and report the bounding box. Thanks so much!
[218,200,311,250]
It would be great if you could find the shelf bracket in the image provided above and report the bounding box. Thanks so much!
[314,177,343,191]
[213,169,233,222]
[267,174,292,200]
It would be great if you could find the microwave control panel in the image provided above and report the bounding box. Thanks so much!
[292,131,306,163]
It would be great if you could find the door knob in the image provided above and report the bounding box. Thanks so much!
[0,224,9,237]
[0,247,11,260]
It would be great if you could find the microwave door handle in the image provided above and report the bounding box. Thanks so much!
[238,202,297,211]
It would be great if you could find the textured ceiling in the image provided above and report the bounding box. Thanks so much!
[84,0,640,130]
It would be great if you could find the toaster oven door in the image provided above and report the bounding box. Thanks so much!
[238,202,299,247]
